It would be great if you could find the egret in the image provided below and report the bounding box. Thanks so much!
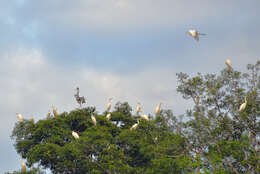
[52,106,58,116]
[21,161,26,171]
[30,116,34,124]
[130,120,139,131]
[141,111,149,121]
[91,114,97,126]
[47,110,51,118]
[106,98,113,112]
[187,29,206,41]
[136,102,141,114]
[225,59,232,69]
[106,113,111,121]
[239,96,247,112]
[155,102,163,115]
[16,113,23,121]
[72,131,79,139]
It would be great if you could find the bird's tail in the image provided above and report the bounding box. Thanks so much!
[198,33,206,36]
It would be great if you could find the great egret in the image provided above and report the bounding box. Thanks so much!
[91,114,97,126]
[16,113,23,121]
[155,102,163,115]
[141,111,149,121]
[239,96,247,112]
[225,59,232,69]
[130,120,139,131]
[106,113,111,121]
[47,110,51,118]
[52,106,58,117]
[187,29,206,41]
[106,98,113,112]
[72,131,79,139]
[136,102,141,114]
[74,87,86,107]
[21,161,26,171]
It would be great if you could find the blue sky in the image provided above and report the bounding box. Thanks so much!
[1,0,260,173]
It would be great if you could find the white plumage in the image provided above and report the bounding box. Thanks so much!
[52,106,58,117]
[47,110,51,118]
[225,59,232,68]
[16,113,23,121]
[187,29,205,41]
[72,131,79,139]
[130,120,139,131]
[136,102,141,114]
[106,98,113,112]
[141,111,149,121]
[239,97,247,112]
[106,113,111,121]
[91,114,97,126]
[155,102,163,115]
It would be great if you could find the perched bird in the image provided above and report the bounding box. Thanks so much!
[136,102,141,115]
[141,111,149,121]
[155,102,163,115]
[72,131,79,139]
[106,98,113,112]
[195,95,200,105]
[46,110,51,119]
[225,59,232,69]
[91,114,97,126]
[16,113,23,121]
[130,120,139,131]
[74,87,86,108]
[52,106,58,117]
[187,29,206,41]
[106,113,111,121]
[239,96,247,112]
[21,161,26,171]
[30,116,34,124]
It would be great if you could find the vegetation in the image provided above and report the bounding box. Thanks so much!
[8,62,260,173]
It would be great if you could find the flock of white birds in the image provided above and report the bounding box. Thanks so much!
[15,30,248,172]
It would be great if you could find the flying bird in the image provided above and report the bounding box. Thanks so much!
[16,113,23,121]
[130,120,139,131]
[155,102,163,115]
[72,131,79,139]
[136,102,141,115]
[239,96,247,112]
[52,106,58,117]
[21,161,26,171]
[106,113,111,121]
[187,29,206,41]
[225,59,232,69]
[91,114,97,126]
[106,98,113,112]
[74,87,86,108]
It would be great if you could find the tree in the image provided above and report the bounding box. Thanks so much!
[176,61,260,173]
[10,103,191,174]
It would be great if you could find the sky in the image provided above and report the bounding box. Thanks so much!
[1,0,260,173]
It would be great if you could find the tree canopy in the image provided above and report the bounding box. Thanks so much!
[8,61,260,174]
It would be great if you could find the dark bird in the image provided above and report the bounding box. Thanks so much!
[74,87,86,108]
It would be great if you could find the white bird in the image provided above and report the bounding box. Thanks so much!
[52,106,58,117]
[141,111,149,121]
[106,98,113,112]
[72,131,79,139]
[91,114,97,126]
[239,96,247,112]
[30,116,34,124]
[187,29,206,41]
[225,59,232,69]
[21,161,26,171]
[16,113,23,121]
[136,102,141,115]
[47,110,51,118]
[155,102,163,115]
[106,113,111,121]
[130,120,139,131]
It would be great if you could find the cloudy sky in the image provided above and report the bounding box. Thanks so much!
[1,0,260,172]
